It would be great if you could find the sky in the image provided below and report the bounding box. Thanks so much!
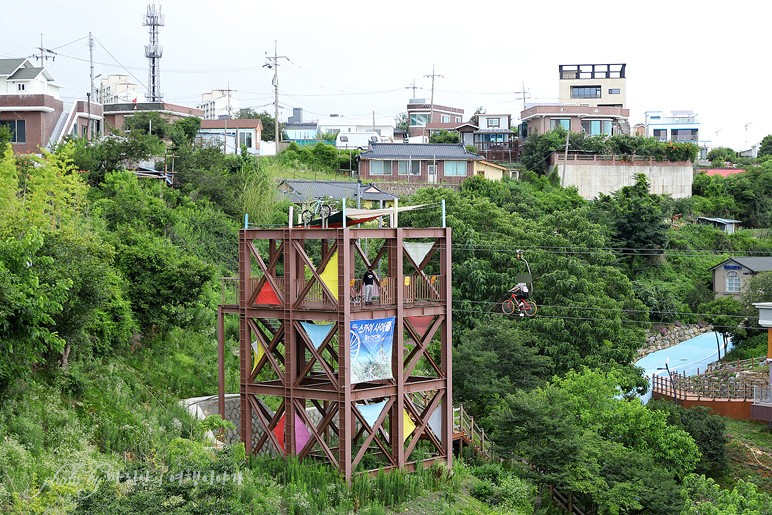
[1,0,767,151]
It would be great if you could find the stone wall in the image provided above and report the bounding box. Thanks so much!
[638,323,714,358]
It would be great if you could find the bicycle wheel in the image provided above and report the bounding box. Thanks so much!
[501,299,515,315]
[523,300,537,317]
[301,210,314,224]
[320,204,332,219]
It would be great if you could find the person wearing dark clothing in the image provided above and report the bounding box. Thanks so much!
[362,268,378,304]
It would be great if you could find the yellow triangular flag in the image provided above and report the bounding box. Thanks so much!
[319,250,339,301]
[403,409,416,442]
[251,341,264,372]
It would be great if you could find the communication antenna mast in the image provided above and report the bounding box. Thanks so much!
[143,4,164,102]
[514,82,531,110]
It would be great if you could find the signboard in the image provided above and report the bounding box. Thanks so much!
[349,316,395,384]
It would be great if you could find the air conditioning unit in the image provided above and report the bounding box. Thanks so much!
[427,165,437,174]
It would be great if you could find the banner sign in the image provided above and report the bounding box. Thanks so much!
[349,316,395,384]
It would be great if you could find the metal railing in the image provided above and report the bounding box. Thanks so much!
[453,406,492,458]
[754,386,772,404]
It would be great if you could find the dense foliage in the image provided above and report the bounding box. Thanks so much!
[1,125,770,513]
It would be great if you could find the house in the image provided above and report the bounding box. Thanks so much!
[277,179,397,209]
[358,142,482,184]
[102,102,203,133]
[520,63,630,138]
[98,74,142,104]
[471,114,519,162]
[697,217,742,234]
[710,257,772,297]
[197,89,239,120]
[316,112,394,141]
[645,110,700,144]
[474,160,510,181]
[0,58,102,154]
[703,168,745,178]
[196,118,262,154]
[406,98,464,140]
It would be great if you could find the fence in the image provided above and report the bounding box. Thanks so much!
[453,406,492,459]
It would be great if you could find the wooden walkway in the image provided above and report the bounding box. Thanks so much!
[453,405,493,458]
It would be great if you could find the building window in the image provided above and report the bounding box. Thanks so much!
[17,83,26,92]
[653,129,667,141]
[571,86,601,99]
[409,114,429,127]
[581,119,612,136]
[725,271,740,293]
[0,120,26,143]
[486,118,500,128]
[370,160,393,176]
[455,116,461,123]
[239,131,253,148]
[441,114,450,123]
[672,129,698,142]
[398,160,420,175]
[608,88,620,94]
[443,160,466,177]
[550,118,570,130]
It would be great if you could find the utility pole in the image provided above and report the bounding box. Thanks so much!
[34,34,56,65]
[405,79,420,98]
[744,121,753,150]
[217,83,236,154]
[88,32,94,142]
[514,82,531,110]
[264,41,288,147]
[561,130,570,187]
[424,65,443,140]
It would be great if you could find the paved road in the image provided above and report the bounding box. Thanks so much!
[635,331,732,404]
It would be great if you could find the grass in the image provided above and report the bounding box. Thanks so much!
[718,418,772,493]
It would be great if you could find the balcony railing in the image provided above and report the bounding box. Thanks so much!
[224,274,447,310]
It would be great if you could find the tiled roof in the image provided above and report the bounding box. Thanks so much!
[0,58,26,75]
[710,257,772,272]
[704,168,745,177]
[8,67,44,80]
[278,180,397,203]
[360,142,482,160]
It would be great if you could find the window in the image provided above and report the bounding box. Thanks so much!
[725,271,740,293]
[455,116,461,123]
[17,83,26,92]
[443,160,466,176]
[550,118,570,130]
[671,129,698,142]
[0,120,26,143]
[571,86,601,99]
[486,118,500,128]
[653,129,667,141]
[441,114,450,123]
[409,113,429,126]
[369,160,393,176]
[239,131,253,148]
[608,88,620,94]
[398,160,420,175]
[581,119,612,136]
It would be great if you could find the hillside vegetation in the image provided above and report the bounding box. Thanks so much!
[1,129,771,513]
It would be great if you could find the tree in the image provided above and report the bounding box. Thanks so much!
[707,146,737,165]
[429,129,460,144]
[123,111,168,138]
[758,134,772,158]
[394,112,408,132]
[491,368,699,514]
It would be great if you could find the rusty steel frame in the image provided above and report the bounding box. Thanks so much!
[217,226,453,482]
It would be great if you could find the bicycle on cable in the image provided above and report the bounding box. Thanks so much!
[301,197,332,225]
[501,249,537,317]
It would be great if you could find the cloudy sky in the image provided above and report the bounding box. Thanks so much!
[1,0,766,150]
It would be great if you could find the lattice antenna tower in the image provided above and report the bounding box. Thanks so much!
[143,4,164,102]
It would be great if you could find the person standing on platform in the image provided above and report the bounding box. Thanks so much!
[362,267,379,305]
